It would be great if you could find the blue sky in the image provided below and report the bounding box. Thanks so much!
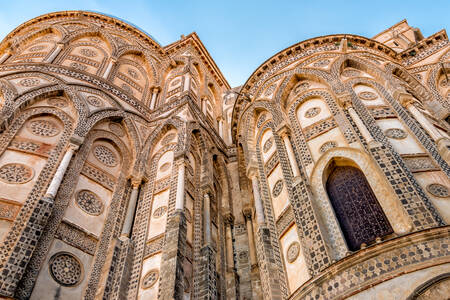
[0,0,448,87]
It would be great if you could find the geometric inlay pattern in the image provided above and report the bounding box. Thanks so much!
[93,145,118,167]
[49,252,83,286]
[304,107,321,118]
[161,133,176,146]
[27,119,60,137]
[76,190,104,215]
[320,141,337,153]
[86,96,104,107]
[0,163,34,184]
[142,269,159,289]
[426,183,449,198]
[272,179,284,198]
[358,91,378,101]
[152,206,167,218]
[384,128,407,139]
[80,48,97,57]
[263,137,273,153]
[286,242,300,263]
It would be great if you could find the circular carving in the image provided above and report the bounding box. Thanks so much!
[127,68,139,80]
[264,84,276,96]
[93,145,118,167]
[342,69,360,77]
[49,252,82,286]
[426,183,449,198]
[385,128,407,139]
[171,78,181,86]
[294,82,310,94]
[109,123,125,137]
[159,162,171,172]
[0,163,34,184]
[47,97,68,108]
[184,208,192,223]
[121,83,133,95]
[79,48,97,57]
[76,190,103,215]
[142,269,159,289]
[239,251,248,262]
[263,137,273,153]
[27,119,60,137]
[70,62,87,71]
[19,78,40,87]
[29,45,45,52]
[272,180,284,198]
[304,107,321,118]
[153,206,167,218]
[313,59,330,67]
[286,242,300,263]
[86,95,104,107]
[161,133,176,146]
[319,141,337,153]
[358,91,378,100]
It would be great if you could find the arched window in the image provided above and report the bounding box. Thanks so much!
[326,165,393,251]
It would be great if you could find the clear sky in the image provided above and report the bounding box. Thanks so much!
[0,0,448,87]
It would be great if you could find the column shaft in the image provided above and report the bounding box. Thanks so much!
[407,103,443,141]
[348,107,374,144]
[46,145,76,198]
[281,134,300,177]
[203,193,212,245]
[245,216,257,267]
[0,52,11,64]
[44,44,63,63]
[121,183,140,236]
[175,163,185,210]
[102,59,115,79]
[250,176,265,224]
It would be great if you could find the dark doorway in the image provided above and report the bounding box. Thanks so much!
[326,165,393,251]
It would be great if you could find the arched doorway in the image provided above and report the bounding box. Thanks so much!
[326,165,393,251]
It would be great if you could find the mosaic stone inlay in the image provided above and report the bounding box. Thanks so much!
[128,68,139,79]
[264,84,276,96]
[257,114,267,128]
[161,133,176,146]
[263,137,273,153]
[184,277,190,293]
[304,107,321,118]
[342,69,360,77]
[86,95,104,107]
[294,82,310,94]
[79,48,97,57]
[76,190,104,216]
[272,179,284,198]
[286,242,300,263]
[171,78,181,86]
[108,123,125,137]
[93,145,118,167]
[47,97,68,108]
[70,62,87,71]
[49,252,82,286]
[313,59,330,67]
[319,141,337,153]
[19,78,40,87]
[142,269,159,289]
[384,128,408,139]
[152,206,167,218]
[29,45,45,52]
[27,119,60,137]
[0,163,34,184]
[358,91,378,101]
[159,162,171,172]
[121,83,133,95]
[426,183,449,198]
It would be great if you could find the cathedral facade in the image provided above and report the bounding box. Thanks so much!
[0,11,449,300]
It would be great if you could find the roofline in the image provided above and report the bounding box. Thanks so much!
[372,19,408,39]
[165,32,230,89]
[0,10,164,53]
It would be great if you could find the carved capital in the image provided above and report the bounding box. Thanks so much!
[246,163,258,179]
[223,211,235,225]
[130,177,142,188]
[397,92,416,108]
[242,205,253,219]
[337,93,353,109]
[276,122,291,138]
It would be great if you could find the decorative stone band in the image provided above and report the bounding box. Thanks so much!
[290,226,450,300]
